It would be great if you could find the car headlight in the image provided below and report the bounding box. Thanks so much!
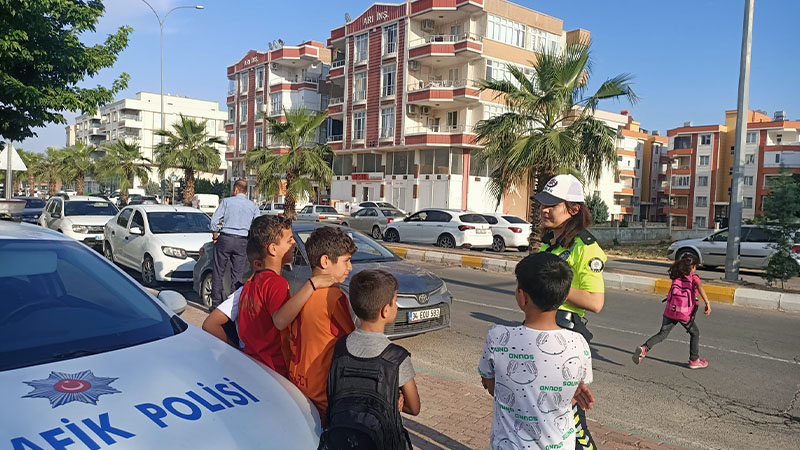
[72,224,88,233]
[162,246,187,259]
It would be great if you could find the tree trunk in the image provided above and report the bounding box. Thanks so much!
[48,180,56,199]
[76,174,85,195]
[120,189,129,206]
[527,167,555,252]
[27,174,34,196]
[284,172,297,220]
[184,169,194,206]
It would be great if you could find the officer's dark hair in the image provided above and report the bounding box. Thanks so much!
[305,226,357,269]
[247,215,292,260]
[546,201,593,248]
[514,252,573,312]
[349,269,399,321]
[233,179,247,193]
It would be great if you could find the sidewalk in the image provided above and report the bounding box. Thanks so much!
[180,305,687,450]
[384,243,800,313]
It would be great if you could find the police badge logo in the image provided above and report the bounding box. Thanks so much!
[588,257,604,273]
[23,370,120,408]
[544,178,558,192]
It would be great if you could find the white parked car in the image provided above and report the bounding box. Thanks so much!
[104,205,213,286]
[38,195,118,250]
[481,213,533,252]
[259,202,286,216]
[0,219,322,447]
[383,208,493,249]
[192,194,219,215]
[296,204,345,223]
[667,225,800,269]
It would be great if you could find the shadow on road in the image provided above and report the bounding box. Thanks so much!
[441,277,515,296]
[469,312,520,327]
[404,418,473,450]
[591,341,688,369]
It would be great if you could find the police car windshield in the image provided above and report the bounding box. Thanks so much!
[0,240,184,371]
[64,201,117,216]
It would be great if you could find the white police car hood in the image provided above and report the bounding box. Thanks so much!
[1,325,322,449]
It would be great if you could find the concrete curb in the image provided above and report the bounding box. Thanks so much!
[386,245,799,312]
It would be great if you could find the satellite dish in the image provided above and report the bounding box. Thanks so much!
[272,40,278,49]
[345,13,351,22]
[278,39,284,46]
[268,42,274,50]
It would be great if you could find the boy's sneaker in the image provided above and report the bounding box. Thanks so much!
[632,346,647,364]
[688,358,709,369]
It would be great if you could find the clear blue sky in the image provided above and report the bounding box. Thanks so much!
[19,0,799,152]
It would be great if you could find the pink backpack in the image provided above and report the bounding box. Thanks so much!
[664,275,697,322]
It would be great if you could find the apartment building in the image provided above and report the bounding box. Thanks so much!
[325,0,588,216]
[663,110,800,229]
[225,41,331,195]
[70,91,229,190]
[584,110,667,223]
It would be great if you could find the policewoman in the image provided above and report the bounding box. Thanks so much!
[533,173,606,450]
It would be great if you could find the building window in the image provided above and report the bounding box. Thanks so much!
[270,93,281,115]
[239,132,247,151]
[485,59,534,89]
[696,196,708,207]
[239,101,247,122]
[483,104,510,120]
[746,131,758,144]
[673,135,692,149]
[355,33,368,63]
[419,149,450,175]
[227,107,235,122]
[700,134,712,145]
[356,153,382,173]
[775,153,781,163]
[380,107,395,138]
[353,72,367,102]
[385,151,415,175]
[352,111,365,141]
[672,175,691,187]
[446,111,458,131]
[240,71,248,93]
[695,216,706,228]
[450,148,463,175]
[228,79,235,95]
[383,24,397,55]
[255,96,263,118]
[699,155,710,166]
[333,154,353,176]
[487,14,526,48]
[256,68,264,89]
[743,197,753,209]
[744,175,754,186]
[255,127,263,147]
[529,27,561,54]
[697,176,708,187]
[636,159,641,169]
[745,154,755,165]
[381,65,396,97]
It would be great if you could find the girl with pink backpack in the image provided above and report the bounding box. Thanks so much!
[632,254,712,369]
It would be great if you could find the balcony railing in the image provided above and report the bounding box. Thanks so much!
[327,134,343,142]
[353,91,367,102]
[409,32,483,47]
[329,97,344,106]
[380,127,394,139]
[381,85,396,97]
[119,114,139,121]
[384,42,397,55]
[406,124,474,134]
[331,59,346,69]
[406,79,477,92]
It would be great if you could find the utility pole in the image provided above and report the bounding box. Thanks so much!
[725,0,755,282]
[4,142,12,200]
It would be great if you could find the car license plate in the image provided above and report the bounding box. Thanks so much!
[477,228,488,234]
[408,308,440,323]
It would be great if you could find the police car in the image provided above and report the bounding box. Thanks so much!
[0,201,321,448]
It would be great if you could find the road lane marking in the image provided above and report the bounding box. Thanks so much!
[455,299,800,366]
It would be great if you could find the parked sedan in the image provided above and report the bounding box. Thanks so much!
[104,205,212,286]
[193,224,452,338]
[38,195,118,250]
[0,220,322,447]
[482,213,532,252]
[296,204,344,223]
[383,208,493,249]
[667,225,800,269]
[342,206,406,239]
[352,201,407,215]
[12,196,45,224]
[128,195,159,205]
[259,202,285,216]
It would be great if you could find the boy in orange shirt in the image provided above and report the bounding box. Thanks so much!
[287,226,357,417]
[236,216,335,377]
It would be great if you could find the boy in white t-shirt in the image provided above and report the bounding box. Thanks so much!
[479,252,595,450]
[202,287,244,348]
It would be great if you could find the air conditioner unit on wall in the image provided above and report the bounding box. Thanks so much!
[420,106,431,115]
[408,60,420,71]
[406,104,418,115]
[422,19,435,32]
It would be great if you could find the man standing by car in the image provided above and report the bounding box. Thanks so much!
[209,179,259,309]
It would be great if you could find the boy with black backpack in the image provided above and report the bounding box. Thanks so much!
[319,269,420,450]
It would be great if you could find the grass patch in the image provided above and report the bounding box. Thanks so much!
[604,241,671,261]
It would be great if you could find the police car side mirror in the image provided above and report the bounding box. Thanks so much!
[157,290,187,315]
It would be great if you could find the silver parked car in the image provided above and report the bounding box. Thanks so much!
[342,206,406,239]
[193,223,452,338]
[667,226,800,269]
[296,204,344,223]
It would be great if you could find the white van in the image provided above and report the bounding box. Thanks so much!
[192,193,220,215]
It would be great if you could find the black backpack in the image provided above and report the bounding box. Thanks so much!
[318,336,412,450]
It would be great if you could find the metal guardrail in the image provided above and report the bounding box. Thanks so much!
[409,32,483,47]
[327,135,343,142]
[405,124,474,134]
[331,60,345,69]
[407,79,477,91]
[329,97,344,106]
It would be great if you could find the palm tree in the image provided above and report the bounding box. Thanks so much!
[154,114,225,205]
[37,147,64,198]
[475,40,638,247]
[247,107,333,220]
[18,149,44,196]
[98,141,151,206]
[59,142,96,195]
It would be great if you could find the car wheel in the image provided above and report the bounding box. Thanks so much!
[518,246,529,252]
[702,265,718,270]
[201,271,213,309]
[437,234,456,249]
[103,241,114,262]
[341,222,349,228]
[492,235,506,252]
[141,255,157,287]
[384,228,400,242]
[676,248,699,262]
[371,226,382,240]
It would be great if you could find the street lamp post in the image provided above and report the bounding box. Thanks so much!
[140,1,204,133]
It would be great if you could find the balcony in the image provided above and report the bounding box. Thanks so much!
[406,79,480,106]
[410,0,484,17]
[353,91,367,103]
[269,76,320,93]
[327,134,343,143]
[404,124,478,147]
[614,188,634,196]
[408,33,483,67]
[329,61,345,79]
[329,97,344,106]
[270,43,321,67]
[331,59,345,69]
